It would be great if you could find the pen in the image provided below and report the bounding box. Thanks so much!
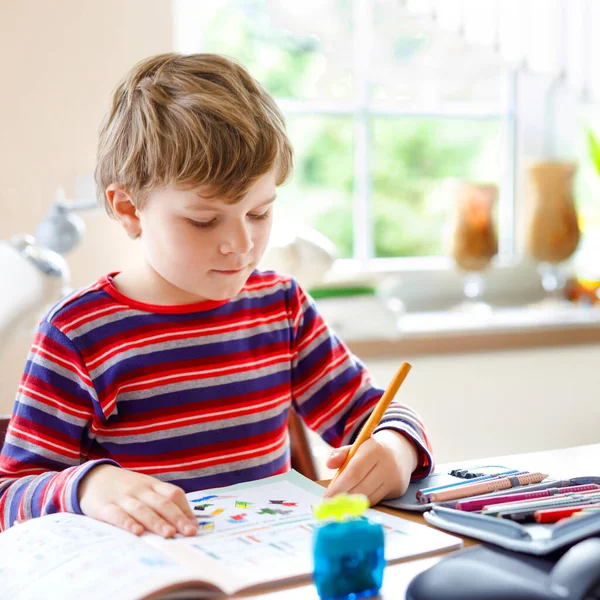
[455,484,600,511]
[535,502,600,524]
[328,361,412,489]
[416,469,521,499]
[426,472,549,503]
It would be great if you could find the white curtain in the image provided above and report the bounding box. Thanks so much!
[403,0,599,100]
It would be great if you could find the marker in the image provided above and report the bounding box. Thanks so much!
[494,493,600,522]
[483,490,600,516]
[535,502,600,524]
[455,484,600,511]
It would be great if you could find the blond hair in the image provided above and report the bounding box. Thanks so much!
[95,53,293,213]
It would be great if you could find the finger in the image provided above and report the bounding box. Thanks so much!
[348,466,387,505]
[366,482,387,506]
[325,446,376,498]
[325,446,351,469]
[140,489,197,537]
[100,502,145,536]
[119,497,176,538]
[153,481,197,522]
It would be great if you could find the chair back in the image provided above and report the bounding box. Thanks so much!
[0,416,9,449]
[288,409,318,480]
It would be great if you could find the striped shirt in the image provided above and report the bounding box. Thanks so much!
[0,270,432,530]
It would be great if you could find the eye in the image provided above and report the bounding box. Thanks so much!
[248,209,271,221]
[188,218,217,229]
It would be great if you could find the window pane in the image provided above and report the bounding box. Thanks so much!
[276,115,354,258]
[371,118,507,258]
[194,0,353,100]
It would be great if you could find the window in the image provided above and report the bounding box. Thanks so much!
[174,0,514,265]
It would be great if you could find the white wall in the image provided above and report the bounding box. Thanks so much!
[0,0,172,414]
[361,345,600,463]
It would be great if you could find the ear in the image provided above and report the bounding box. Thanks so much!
[105,184,141,239]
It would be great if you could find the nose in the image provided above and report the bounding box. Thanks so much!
[219,220,254,255]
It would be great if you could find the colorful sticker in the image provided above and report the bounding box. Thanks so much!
[193,503,213,511]
[192,495,218,503]
[197,521,215,534]
[211,508,225,516]
[258,508,278,515]
[228,513,248,524]
[235,500,253,509]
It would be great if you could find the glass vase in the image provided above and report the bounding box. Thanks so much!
[525,161,580,302]
[451,182,498,311]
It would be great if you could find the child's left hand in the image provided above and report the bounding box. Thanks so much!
[323,430,418,505]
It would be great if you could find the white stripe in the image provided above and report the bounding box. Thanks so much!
[294,350,348,399]
[18,385,91,419]
[11,425,80,459]
[310,388,355,431]
[60,465,82,512]
[242,276,290,292]
[31,344,92,385]
[63,305,124,331]
[296,320,327,354]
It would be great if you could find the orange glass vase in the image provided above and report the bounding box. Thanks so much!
[525,162,580,295]
[451,183,498,305]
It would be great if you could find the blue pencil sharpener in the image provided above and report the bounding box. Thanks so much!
[312,494,385,600]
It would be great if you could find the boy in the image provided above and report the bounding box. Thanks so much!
[0,53,432,538]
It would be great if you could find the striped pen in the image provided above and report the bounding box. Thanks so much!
[426,472,548,504]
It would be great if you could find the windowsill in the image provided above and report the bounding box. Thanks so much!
[315,294,600,358]
[320,255,552,312]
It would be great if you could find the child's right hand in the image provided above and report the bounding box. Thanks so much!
[78,464,198,538]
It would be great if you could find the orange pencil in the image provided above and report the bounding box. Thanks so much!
[327,361,412,489]
[428,472,549,503]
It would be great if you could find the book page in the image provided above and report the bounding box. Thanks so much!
[145,471,463,594]
[0,513,215,600]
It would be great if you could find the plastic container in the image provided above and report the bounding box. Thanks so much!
[313,517,385,600]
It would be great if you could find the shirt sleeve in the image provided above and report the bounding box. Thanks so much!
[0,321,117,531]
[287,278,433,480]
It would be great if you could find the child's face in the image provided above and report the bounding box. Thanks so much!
[136,169,277,302]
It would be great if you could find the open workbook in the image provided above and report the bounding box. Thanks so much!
[0,471,462,600]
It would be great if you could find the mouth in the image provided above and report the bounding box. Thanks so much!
[212,267,247,275]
